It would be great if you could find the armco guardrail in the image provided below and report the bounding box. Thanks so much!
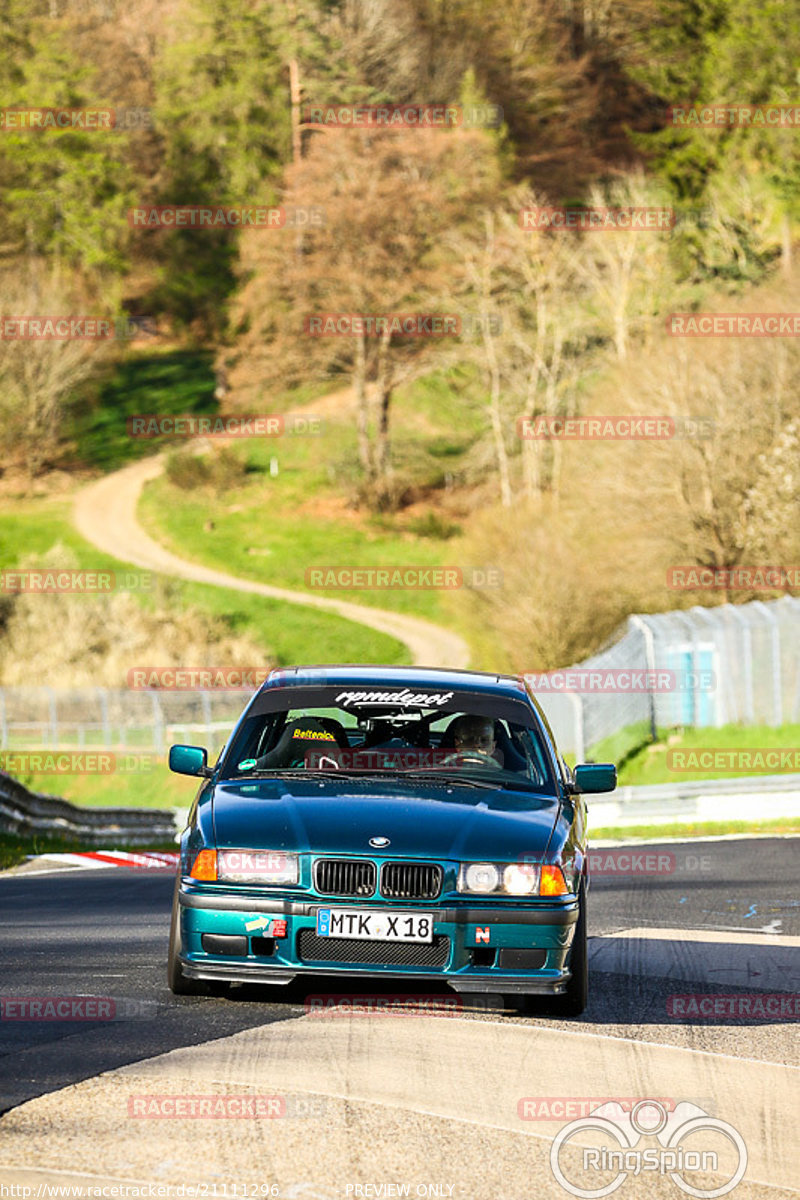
[0,771,178,844]
[588,772,800,830]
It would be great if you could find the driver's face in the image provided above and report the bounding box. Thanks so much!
[454,722,495,755]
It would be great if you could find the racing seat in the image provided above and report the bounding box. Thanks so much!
[254,717,346,769]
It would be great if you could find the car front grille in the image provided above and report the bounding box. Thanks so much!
[381,861,443,900]
[314,858,376,897]
[298,929,450,967]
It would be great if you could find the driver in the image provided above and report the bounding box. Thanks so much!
[449,714,498,763]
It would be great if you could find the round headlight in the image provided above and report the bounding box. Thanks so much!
[464,863,500,893]
[503,864,538,895]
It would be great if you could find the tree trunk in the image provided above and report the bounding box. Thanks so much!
[374,324,393,499]
[781,211,792,276]
[486,339,512,507]
[289,59,302,165]
[354,331,372,480]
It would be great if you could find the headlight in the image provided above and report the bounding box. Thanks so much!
[503,864,539,895]
[462,863,500,893]
[217,849,299,885]
[458,861,568,896]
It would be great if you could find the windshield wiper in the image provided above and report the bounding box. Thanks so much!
[224,767,500,788]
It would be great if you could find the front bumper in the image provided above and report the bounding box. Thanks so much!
[177,885,579,994]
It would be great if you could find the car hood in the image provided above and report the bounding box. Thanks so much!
[211,776,560,861]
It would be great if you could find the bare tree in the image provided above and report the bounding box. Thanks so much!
[223,124,499,507]
[0,266,108,477]
[576,171,674,361]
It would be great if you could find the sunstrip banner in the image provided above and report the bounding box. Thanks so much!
[334,689,455,708]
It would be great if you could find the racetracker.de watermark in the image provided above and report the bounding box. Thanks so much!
[668,104,800,127]
[127,414,322,438]
[667,565,798,590]
[0,996,155,1020]
[0,751,157,775]
[520,850,712,875]
[666,748,800,773]
[127,667,268,690]
[303,103,502,128]
[304,748,457,770]
[304,313,460,337]
[0,569,152,592]
[667,313,800,336]
[127,1095,326,1119]
[517,415,713,440]
[305,994,492,1017]
[520,207,674,231]
[0,107,152,130]
[1,317,157,340]
[668,994,800,1020]
[304,567,502,589]
[519,1097,699,1120]
[128,206,324,228]
[525,669,714,693]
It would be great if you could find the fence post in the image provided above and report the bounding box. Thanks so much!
[47,687,58,749]
[691,605,725,725]
[150,691,165,755]
[565,692,585,762]
[752,601,782,725]
[727,604,755,723]
[98,688,111,746]
[201,691,213,748]
[629,616,657,740]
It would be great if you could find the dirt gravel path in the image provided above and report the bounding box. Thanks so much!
[73,455,470,669]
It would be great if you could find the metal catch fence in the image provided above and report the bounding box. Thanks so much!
[0,596,797,763]
[531,595,800,760]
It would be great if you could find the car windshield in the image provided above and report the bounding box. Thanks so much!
[218,687,557,794]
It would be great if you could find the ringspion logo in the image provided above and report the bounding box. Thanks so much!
[550,1100,747,1197]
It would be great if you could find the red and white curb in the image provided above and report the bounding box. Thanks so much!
[6,850,179,875]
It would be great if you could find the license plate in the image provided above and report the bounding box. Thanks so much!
[316,908,434,943]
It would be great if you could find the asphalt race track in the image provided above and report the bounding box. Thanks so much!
[1,837,798,1199]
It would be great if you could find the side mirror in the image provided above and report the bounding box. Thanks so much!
[572,763,617,794]
[169,744,211,778]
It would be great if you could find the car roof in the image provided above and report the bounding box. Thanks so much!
[260,664,527,701]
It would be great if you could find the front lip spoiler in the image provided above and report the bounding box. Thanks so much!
[179,958,569,994]
[179,890,579,926]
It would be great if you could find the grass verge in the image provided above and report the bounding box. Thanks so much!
[0,498,409,667]
[591,816,800,841]
[137,370,487,631]
[612,723,800,786]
